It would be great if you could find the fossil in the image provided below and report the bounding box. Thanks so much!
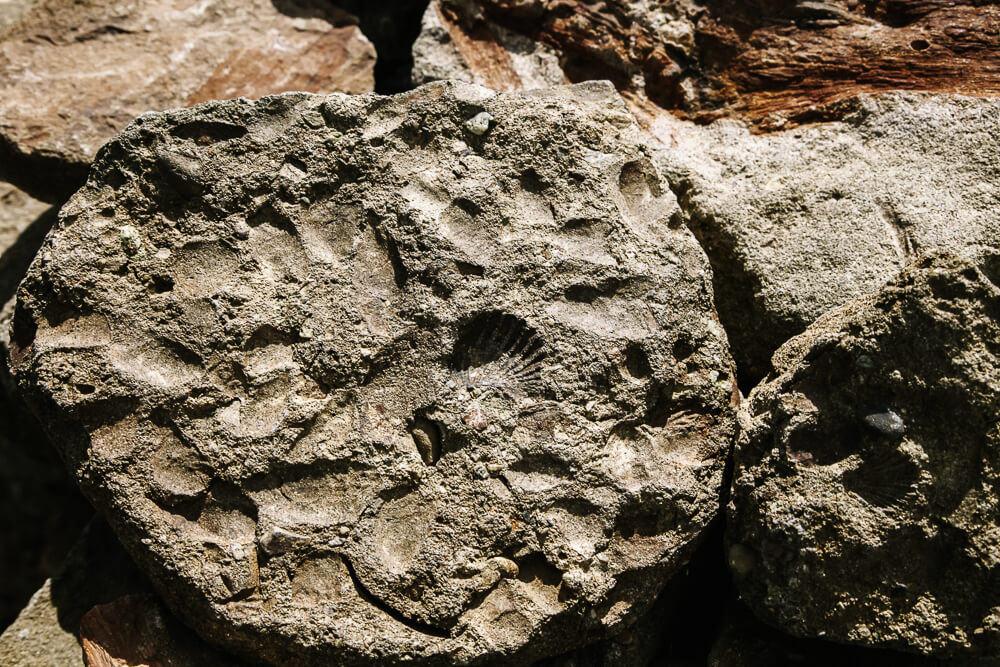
[13,81,736,666]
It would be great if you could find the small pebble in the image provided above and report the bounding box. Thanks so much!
[232,219,251,240]
[465,112,493,136]
[864,410,905,437]
[119,225,144,257]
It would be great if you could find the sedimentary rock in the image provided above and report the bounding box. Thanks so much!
[411,0,1000,129]
[13,81,737,665]
[412,0,566,91]
[0,519,241,667]
[728,252,1000,656]
[0,0,376,202]
[657,92,1000,385]
[0,0,36,33]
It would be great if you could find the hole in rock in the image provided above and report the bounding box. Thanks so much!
[623,343,651,379]
[409,416,442,465]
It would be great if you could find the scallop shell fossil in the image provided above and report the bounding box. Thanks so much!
[451,311,546,393]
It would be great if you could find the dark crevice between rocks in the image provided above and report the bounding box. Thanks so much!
[669,177,801,396]
[0,135,89,205]
[327,0,432,94]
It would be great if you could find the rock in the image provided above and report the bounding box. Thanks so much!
[0,183,57,391]
[328,0,435,93]
[0,0,37,33]
[80,594,245,667]
[658,92,1000,386]
[0,519,243,666]
[411,0,566,91]
[0,579,85,666]
[0,181,90,629]
[728,252,1000,656]
[0,520,148,666]
[13,80,737,665]
[707,600,950,667]
[410,0,1000,129]
[0,0,376,203]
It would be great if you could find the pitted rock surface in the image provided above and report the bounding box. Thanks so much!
[0,0,375,202]
[728,252,1000,657]
[13,81,737,665]
[656,92,1000,386]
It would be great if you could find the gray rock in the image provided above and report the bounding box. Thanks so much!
[657,93,1000,385]
[0,519,244,666]
[13,81,737,665]
[728,251,1000,656]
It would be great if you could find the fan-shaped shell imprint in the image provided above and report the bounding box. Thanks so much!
[451,311,546,392]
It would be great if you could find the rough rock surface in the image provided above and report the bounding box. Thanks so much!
[728,252,1000,656]
[0,519,242,667]
[410,0,1000,129]
[0,0,376,203]
[13,81,737,665]
[0,0,36,33]
[657,92,1000,386]
[412,0,567,91]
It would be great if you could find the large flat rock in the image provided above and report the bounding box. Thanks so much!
[13,81,737,665]
[0,0,375,202]
[728,252,1000,656]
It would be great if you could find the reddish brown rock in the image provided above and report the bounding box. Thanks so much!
[81,595,244,667]
[0,0,375,203]
[413,0,1000,131]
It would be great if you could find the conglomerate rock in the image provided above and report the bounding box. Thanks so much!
[13,80,737,665]
[728,252,1000,657]
[656,92,1000,386]
[0,0,376,203]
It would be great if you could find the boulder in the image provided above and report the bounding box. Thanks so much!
[12,80,737,665]
[658,92,1000,386]
[728,252,1000,656]
[0,0,375,202]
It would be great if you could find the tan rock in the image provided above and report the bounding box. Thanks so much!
[0,0,376,202]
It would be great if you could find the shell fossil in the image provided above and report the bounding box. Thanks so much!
[451,311,546,393]
[842,447,920,507]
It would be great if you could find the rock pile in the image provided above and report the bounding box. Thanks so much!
[1,2,1000,666]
